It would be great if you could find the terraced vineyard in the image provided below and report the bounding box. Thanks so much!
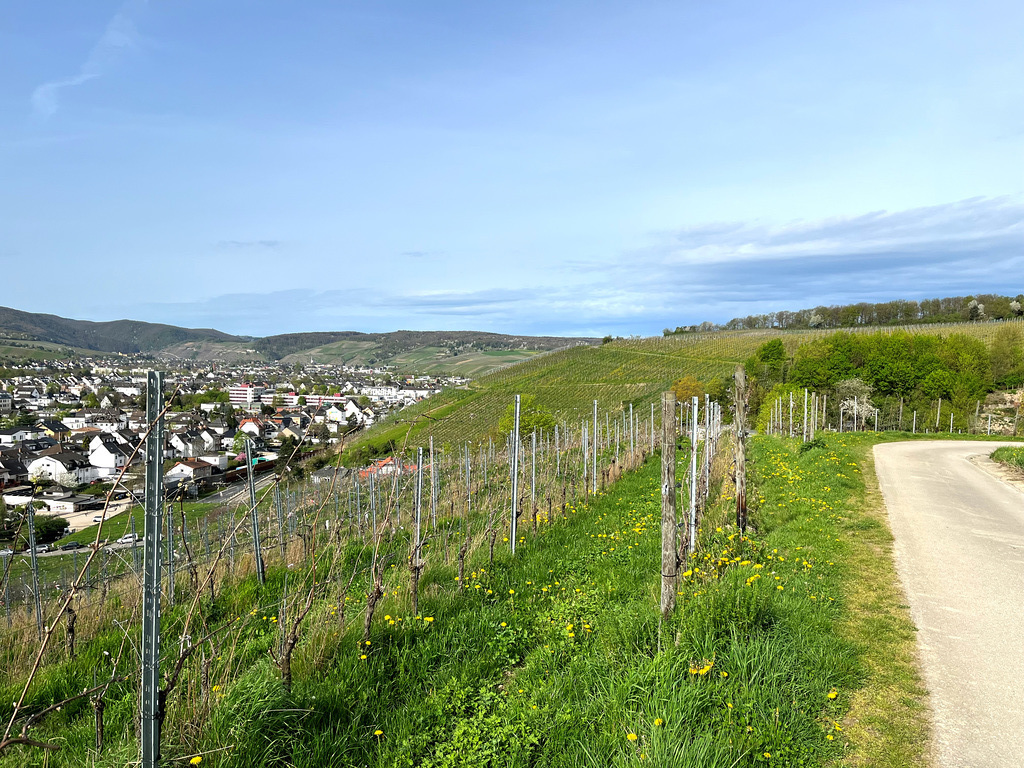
[351,332,762,451]
[350,319,1024,453]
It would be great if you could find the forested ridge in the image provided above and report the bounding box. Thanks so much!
[667,292,1024,335]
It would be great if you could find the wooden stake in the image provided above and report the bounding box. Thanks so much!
[660,391,677,620]
[734,365,748,533]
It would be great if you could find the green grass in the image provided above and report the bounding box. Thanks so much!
[55,502,222,546]
[2,433,924,767]
[991,445,1024,469]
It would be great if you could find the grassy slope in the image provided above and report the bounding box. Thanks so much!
[351,334,764,454]
[1,434,930,768]
[351,319,1024,455]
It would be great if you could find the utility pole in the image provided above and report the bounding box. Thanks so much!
[141,370,165,768]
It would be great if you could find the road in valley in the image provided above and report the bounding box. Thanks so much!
[874,440,1024,768]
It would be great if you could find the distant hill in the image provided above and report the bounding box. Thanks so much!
[0,305,241,354]
[0,306,597,375]
[257,330,583,361]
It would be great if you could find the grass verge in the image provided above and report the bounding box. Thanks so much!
[1,435,931,768]
[991,445,1024,470]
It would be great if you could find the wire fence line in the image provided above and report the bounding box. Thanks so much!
[2,370,714,763]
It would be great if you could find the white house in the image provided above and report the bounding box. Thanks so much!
[27,453,97,486]
[361,385,399,402]
[93,410,127,432]
[169,430,203,458]
[0,426,45,446]
[165,459,214,482]
[198,454,228,471]
[238,418,268,438]
[89,435,136,478]
[0,392,13,413]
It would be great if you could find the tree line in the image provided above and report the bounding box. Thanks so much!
[745,326,1024,429]
[664,292,1024,335]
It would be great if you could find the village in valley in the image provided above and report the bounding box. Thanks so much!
[0,357,459,536]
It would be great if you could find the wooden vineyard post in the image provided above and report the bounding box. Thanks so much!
[688,396,699,557]
[660,391,677,620]
[430,436,437,529]
[510,395,520,554]
[734,365,748,533]
[803,389,808,442]
[245,437,266,585]
[592,400,598,496]
[25,500,42,639]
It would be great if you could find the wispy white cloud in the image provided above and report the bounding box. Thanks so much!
[31,1,145,119]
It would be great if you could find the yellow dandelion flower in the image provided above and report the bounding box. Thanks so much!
[627,733,638,741]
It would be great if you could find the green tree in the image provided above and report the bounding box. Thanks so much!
[498,395,555,435]
[30,514,69,545]
[670,375,706,404]
[990,326,1024,386]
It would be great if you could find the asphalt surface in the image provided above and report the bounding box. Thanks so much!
[874,440,1024,768]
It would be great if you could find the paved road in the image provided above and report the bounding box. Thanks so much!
[874,440,1024,768]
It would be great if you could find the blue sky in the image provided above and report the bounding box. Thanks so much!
[1,0,1022,337]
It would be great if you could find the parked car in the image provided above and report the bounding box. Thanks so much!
[0,548,14,557]
[60,542,84,551]
[92,515,106,523]
[116,533,139,545]
[32,544,49,554]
